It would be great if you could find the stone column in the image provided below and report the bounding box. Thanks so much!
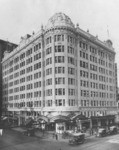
[90,118,92,129]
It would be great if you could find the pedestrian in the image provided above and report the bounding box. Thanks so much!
[42,129,45,136]
[90,128,92,135]
[0,129,3,136]
[56,133,58,140]
[53,133,55,139]
[94,130,97,137]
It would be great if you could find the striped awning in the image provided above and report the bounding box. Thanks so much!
[70,114,87,121]
[2,117,8,120]
[50,115,69,123]
[36,115,49,122]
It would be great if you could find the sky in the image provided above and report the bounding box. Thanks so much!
[0,0,119,80]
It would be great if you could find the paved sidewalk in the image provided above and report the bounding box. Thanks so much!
[12,127,95,143]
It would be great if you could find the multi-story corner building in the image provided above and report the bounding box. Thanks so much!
[0,40,17,117]
[2,13,117,125]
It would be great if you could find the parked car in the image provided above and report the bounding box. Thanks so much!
[23,128,35,136]
[69,132,85,145]
[109,126,117,135]
[97,128,107,137]
[62,131,70,139]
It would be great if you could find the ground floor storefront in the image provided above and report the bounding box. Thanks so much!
[90,115,115,129]
[2,111,116,134]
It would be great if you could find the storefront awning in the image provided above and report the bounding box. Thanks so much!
[70,114,88,121]
[90,115,115,120]
[36,115,49,122]
[50,115,69,123]
[67,113,76,119]
[2,116,8,120]
[4,116,18,120]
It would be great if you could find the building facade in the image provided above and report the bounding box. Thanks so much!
[2,13,117,124]
[0,40,17,118]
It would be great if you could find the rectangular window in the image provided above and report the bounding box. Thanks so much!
[54,35,64,42]
[34,53,41,61]
[55,99,65,106]
[34,62,41,70]
[55,56,64,63]
[55,88,65,95]
[26,48,32,56]
[46,57,52,65]
[46,47,52,55]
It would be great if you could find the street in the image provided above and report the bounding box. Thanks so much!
[0,129,119,150]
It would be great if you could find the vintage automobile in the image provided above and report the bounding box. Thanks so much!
[23,128,35,136]
[109,126,118,135]
[62,131,70,139]
[69,133,85,145]
[97,128,107,137]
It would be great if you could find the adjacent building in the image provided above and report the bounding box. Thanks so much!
[0,40,17,118]
[2,13,117,125]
